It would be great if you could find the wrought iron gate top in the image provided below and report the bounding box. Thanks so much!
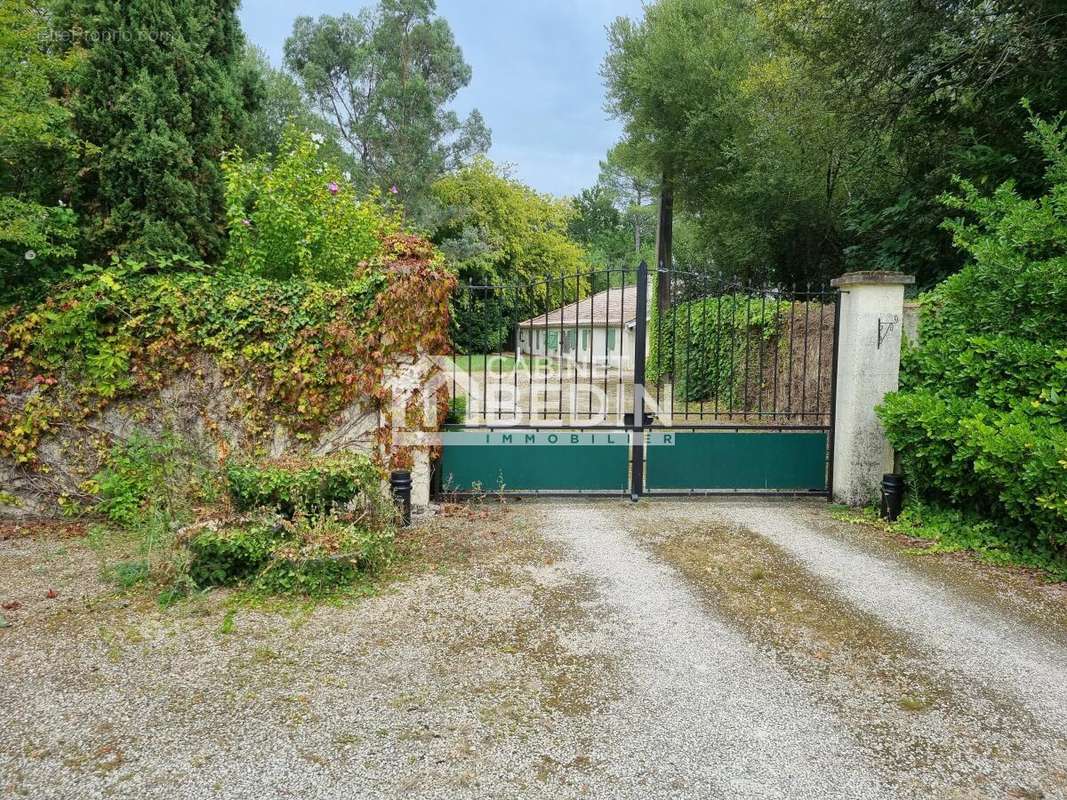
[440,261,838,498]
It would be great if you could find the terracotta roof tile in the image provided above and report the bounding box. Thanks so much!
[517,284,639,327]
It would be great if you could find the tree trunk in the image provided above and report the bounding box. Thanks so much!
[655,173,673,317]
[634,183,645,254]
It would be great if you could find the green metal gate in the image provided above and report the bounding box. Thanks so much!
[438,428,629,494]
[437,262,837,498]
[644,429,829,493]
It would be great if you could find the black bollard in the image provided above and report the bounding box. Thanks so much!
[390,470,412,527]
[880,473,905,522]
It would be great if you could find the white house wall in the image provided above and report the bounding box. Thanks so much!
[512,322,644,369]
[516,324,635,368]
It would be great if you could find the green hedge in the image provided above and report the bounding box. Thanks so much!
[648,294,788,404]
[185,452,394,595]
[877,112,1067,563]
[187,515,395,595]
[188,519,288,588]
[253,518,396,595]
[879,392,1067,554]
[225,452,381,517]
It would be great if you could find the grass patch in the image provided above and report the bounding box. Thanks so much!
[218,608,237,635]
[898,693,933,712]
[449,354,554,373]
[832,499,1067,582]
[103,560,151,590]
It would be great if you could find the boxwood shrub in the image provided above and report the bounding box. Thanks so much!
[189,452,395,595]
[186,514,396,595]
[187,518,289,588]
[253,517,396,595]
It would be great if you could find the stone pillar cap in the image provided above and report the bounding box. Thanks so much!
[831,271,916,288]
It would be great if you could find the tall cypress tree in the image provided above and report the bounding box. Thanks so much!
[53,0,255,262]
[0,0,80,303]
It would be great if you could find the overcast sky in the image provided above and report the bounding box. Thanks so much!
[237,0,645,198]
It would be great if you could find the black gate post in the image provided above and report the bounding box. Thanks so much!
[630,261,649,501]
[825,291,843,500]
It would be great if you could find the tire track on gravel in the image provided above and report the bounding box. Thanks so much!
[541,503,891,800]
[700,502,1067,731]
[620,503,1067,799]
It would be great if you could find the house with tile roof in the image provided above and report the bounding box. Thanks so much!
[515,284,647,369]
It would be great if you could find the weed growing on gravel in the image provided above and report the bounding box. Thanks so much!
[104,560,151,589]
[252,515,396,596]
[82,431,399,602]
[82,431,219,594]
[91,432,220,528]
[218,608,236,634]
[898,694,933,712]
[831,500,1067,581]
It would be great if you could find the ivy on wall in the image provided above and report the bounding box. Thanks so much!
[648,293,790,406]
[0,235,454,466]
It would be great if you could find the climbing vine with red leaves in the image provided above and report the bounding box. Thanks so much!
[0,236,455,467]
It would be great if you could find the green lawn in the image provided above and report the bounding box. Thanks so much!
[449,354,555,373]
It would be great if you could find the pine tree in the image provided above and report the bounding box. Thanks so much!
[53,0,256,262]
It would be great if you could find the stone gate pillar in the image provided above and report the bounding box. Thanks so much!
[830,271,915,505]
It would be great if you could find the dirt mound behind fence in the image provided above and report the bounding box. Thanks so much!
[753,301,835,421]
[660,300,836,424]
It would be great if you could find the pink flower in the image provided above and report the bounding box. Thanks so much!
[241,218,252,227]
[389,185,399,194]
[328,182,340,195]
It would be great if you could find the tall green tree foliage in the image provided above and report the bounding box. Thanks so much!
[597,145,656,258]
[432,157,584,286]
[569,146,656,289]
[762,0,1067,284]
[0,0,79,303]
[603,0,866,285]
[568,186,630,273]
[240,46,351,167]
[602,0,756,269]
[695,47,859,283]
[602,0,1067,287]
[431,157,585,352]
[284,1,490,216]
[52,0,256,262]
[223,127,394,285]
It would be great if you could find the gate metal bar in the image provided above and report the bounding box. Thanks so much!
[630,260,649,500]
[825,293,843,500]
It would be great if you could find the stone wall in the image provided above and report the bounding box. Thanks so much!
[0,355,436,519]
[902,301,921,346]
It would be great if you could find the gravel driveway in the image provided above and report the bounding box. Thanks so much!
[2,499,1066,799]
